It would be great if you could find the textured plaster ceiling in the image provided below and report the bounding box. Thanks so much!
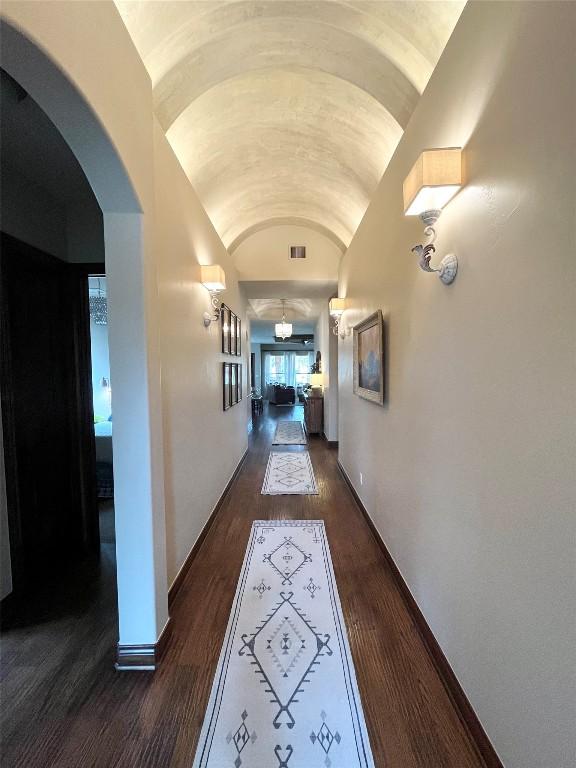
[247,297,325,322]
[240,279,337,299]
[248,298,323,344]
[116,1,465,249]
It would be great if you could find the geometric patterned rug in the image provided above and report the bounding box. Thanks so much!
[191,520,375,768]
[272,420,307,445]
[262,452,318,495]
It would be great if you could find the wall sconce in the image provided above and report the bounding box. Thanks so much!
[200,265,226,326]
[403,147,463,285]
[329,298,349,338]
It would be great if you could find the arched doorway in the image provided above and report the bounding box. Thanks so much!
[0,18,168,666]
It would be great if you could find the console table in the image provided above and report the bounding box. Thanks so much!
[303,394,323,435]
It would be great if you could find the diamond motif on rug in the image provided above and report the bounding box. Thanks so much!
[261,452,318,495]
[310,711,341,767]
[191,521,375,768]
[225,710,257,768]
[239,591,332,729]
[267,614,307,677]
[263,536,312,585]
[272,421,307,445]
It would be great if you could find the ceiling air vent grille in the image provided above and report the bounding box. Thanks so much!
[290,246,306,259]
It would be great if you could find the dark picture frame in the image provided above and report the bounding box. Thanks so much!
[221,305,231,354]
[230,310,237,357]
[223,362,231,410]
[230,363,238,405]
[220,304,241,356]
[222,362,243,411]
[235,315,242,356]
[353,310,385,406]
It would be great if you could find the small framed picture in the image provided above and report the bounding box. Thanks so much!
[223,363,231,410]
[221,305,232,354]
[238,364,242,401]
[236,317,242,356]
[230,363,238,405]
[230,311,237,357]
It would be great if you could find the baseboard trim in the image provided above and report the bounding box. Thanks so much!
[321,432,339,448]
[337,460,503,768]
[168,448,249,609]
[115,617,172,671]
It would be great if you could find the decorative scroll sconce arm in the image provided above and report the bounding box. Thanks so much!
[411,224,458,285]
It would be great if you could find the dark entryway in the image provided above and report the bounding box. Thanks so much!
[0,233,100,599]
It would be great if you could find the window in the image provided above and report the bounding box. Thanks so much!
[268,354,286,383]
[295,353,312,385]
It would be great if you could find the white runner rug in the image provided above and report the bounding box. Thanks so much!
[262,452,318,495]
[192,520,375,768]
[272,421,307,446]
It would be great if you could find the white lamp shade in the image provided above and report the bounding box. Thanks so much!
[275,322,293,339]
[200,264,226,291]
[310,373,323,387]
[329,298,346,317]
[403,148,463,216]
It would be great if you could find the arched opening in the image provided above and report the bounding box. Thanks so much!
[0,20,168,667]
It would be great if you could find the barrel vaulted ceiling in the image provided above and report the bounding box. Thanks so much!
[116,1,465,251]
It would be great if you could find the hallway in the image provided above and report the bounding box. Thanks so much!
[2,405,483,767]
[1,3,574,766]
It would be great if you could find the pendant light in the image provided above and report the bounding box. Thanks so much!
[275,300,292,340]
[89,277,108,325]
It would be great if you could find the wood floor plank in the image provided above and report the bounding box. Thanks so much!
[1,404,486,767]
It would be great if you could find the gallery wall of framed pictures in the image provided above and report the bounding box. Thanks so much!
[222,362,242,411]
[221,304,241,356]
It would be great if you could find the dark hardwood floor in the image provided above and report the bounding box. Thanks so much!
[1,404,485,767]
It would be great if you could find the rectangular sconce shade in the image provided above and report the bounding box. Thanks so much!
[310,373,323,386]
[200,264,226,291]
[403,148,463,215]
[329,298,346,316]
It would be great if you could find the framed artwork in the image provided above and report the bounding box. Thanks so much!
[223,363,231,410]
[230,363,238,405]
[222,363,243,410]
[353,310,385,406]
[230,310,237,357]
[235,316,242,356]
[221,305,231,354]
[220,304,242,356]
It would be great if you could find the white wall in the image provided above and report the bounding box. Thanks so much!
[1,3,254,646]
[250,343,262,393]
[338,3,576,766]
[328,323,338,442]
[153,119,248,586]
[1,0,168,648]
[233,224,341,281]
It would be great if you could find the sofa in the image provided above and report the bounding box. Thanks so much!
[269,384,296,405]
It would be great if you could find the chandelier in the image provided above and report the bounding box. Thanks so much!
[275,300,292,340]
[89,277,107,325]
